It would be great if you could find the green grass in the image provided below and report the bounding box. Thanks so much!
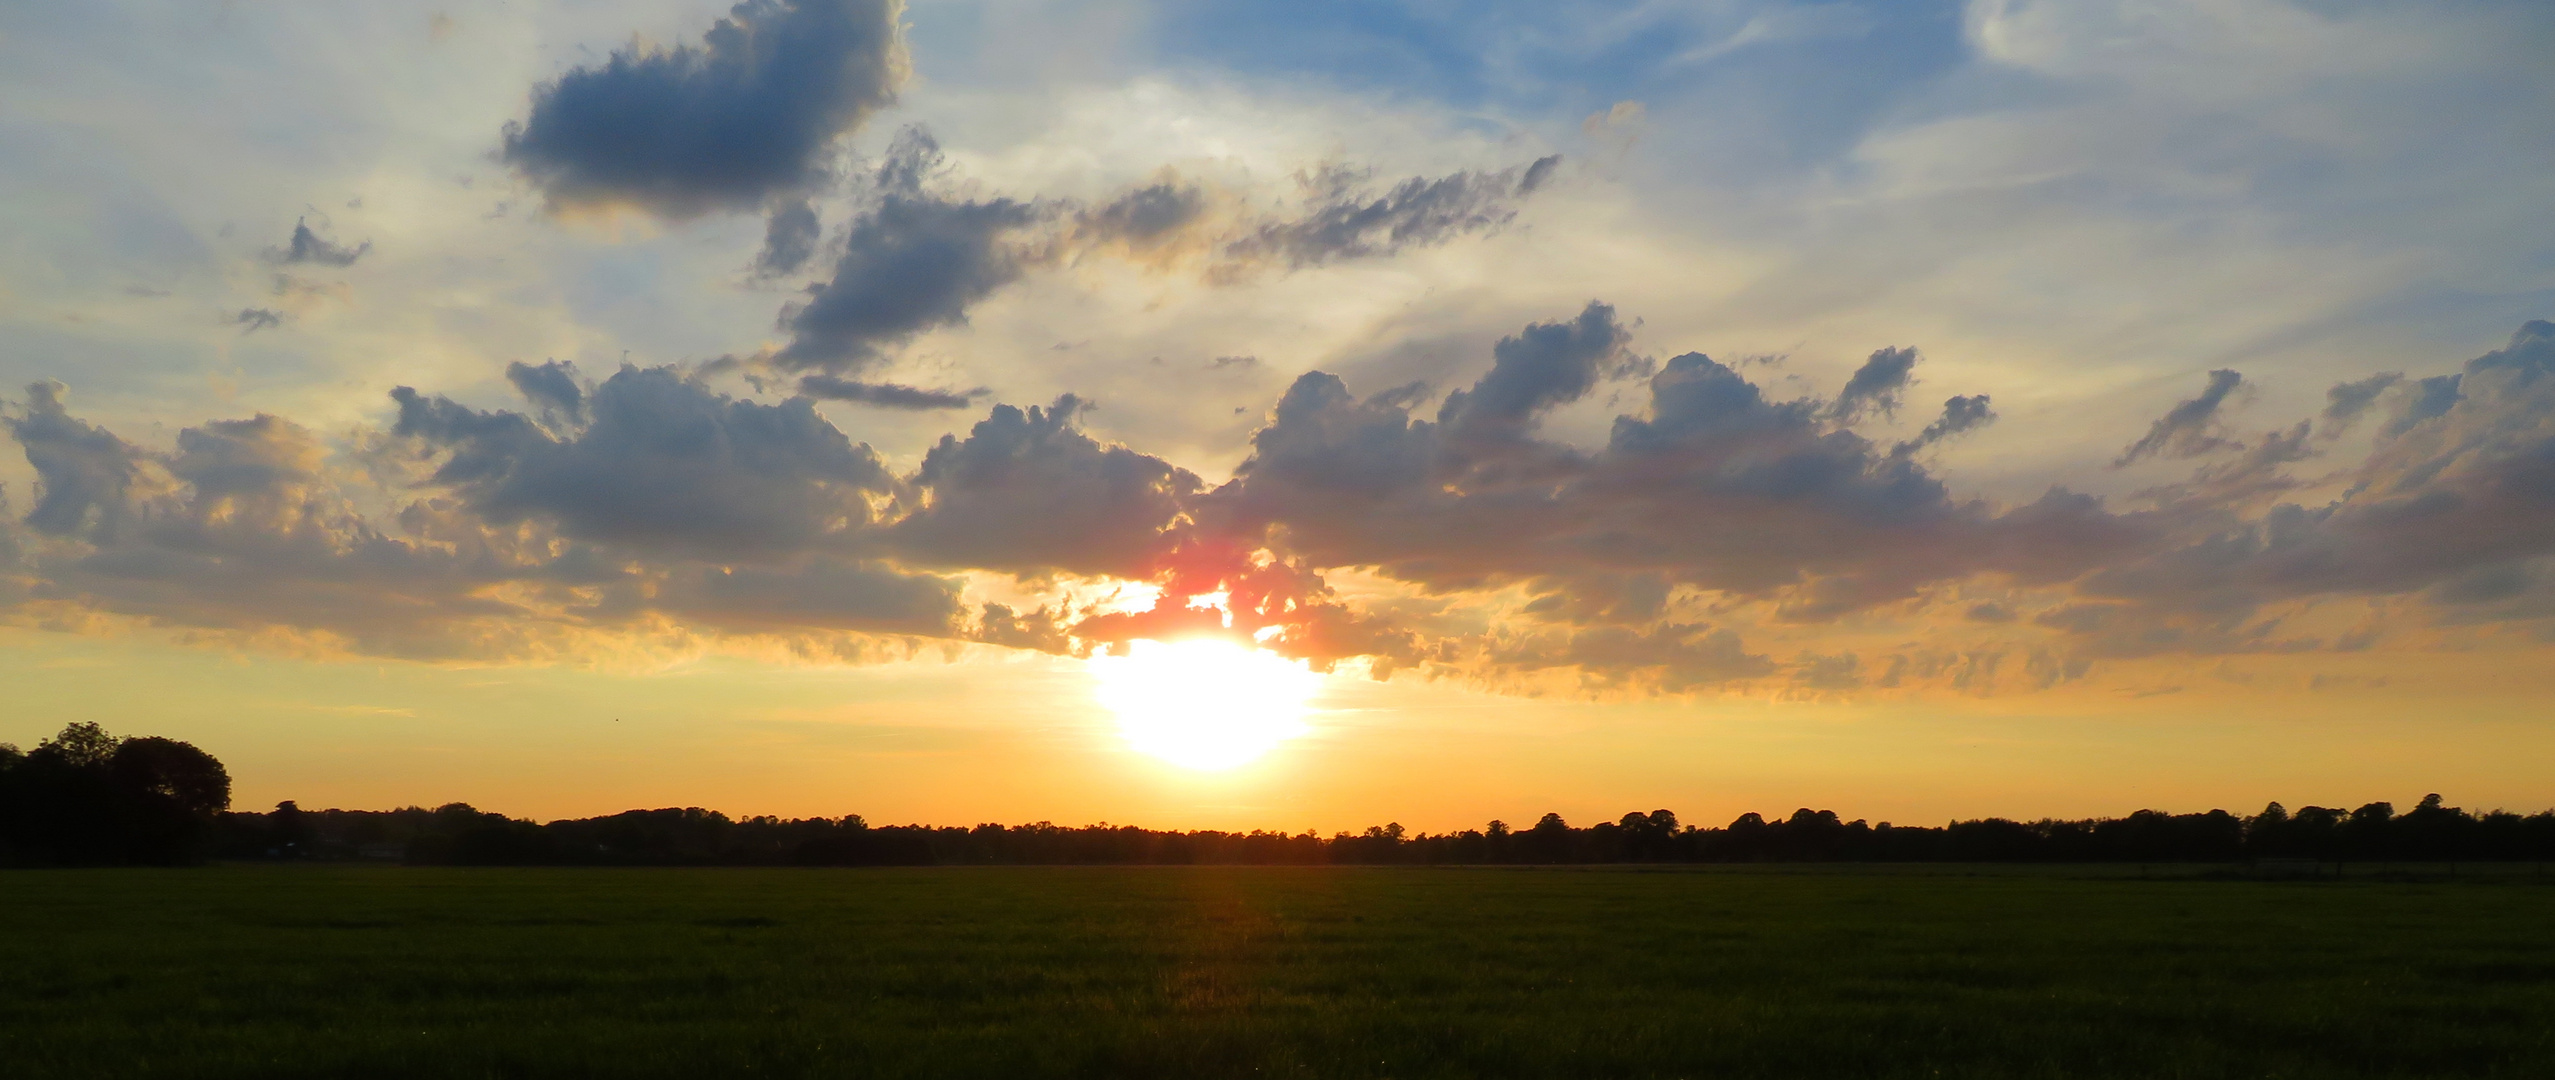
[4,866,2554,1078]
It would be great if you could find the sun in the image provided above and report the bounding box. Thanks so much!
[1089,638,1321,770]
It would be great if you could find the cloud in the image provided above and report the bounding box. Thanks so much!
[769,130,1040,373]
[1897,394,1997,454]
[1210,303,2104,624]
[233,308,283,333]
[1437,301,1639,447]
[1076,180,1210,256]
[795,376,984,410]
[1225,156,1563,269]
[9,381,148,539]
[267,219,369,267]
[2384,373,2463,438]
[2321,372,2402,429]
[1485,621,1774,693]
[1105,303,2118,684]
[887,396,1200,578]
[503,359,587,429]
[734,140,1566,386]
[2,399,533,656]
[16,314,2555,694]
[392,365,895,560]
[973,601,1070,653]
[2115,369,2245,466]
[1829,346,1918,422]
[650,559,962,636]
[0,377,961,659]
[500,0,907,217]
[2066,321,2555,640]
[754,198,822,276]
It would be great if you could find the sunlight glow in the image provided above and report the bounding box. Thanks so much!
[1090,638,1320,770]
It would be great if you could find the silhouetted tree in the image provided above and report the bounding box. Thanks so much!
[1520,812,1573,862]
[267,800,314,857]
[0,723,231,865]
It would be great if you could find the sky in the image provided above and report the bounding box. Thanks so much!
[3,0,2553,831]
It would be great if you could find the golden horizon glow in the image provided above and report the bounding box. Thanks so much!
[1090,638,1320,770]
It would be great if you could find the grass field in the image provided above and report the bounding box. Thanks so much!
[4,865,2554,1078]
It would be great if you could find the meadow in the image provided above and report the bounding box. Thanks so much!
[3,865,2552,1078]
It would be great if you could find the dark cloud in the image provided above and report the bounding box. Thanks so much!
[2,401,535,656]
[1078,181,1208,253]
[268,220,369,267]
[770,130,1039,373]
[2116,369,2244,465]
[1829,346,1918,422]
[754,198,822,276]
[733,145,1562,384]
[16,309,2555,692]
[10,381,145,539]
[2067,321,2555,641]
[1895,394,1997,455]
[504,359,587,429]
[2321,372,2401,428]
[393,365,894,559]
[1141,304,2116,684]
[887,396,1199,578]
[1226,155,1562,268]
[233,308,283,333]
[1,377,960,658]
[2384,373,2463,437]
[500,0,906,217]
[1437,301,1636,448]
[796,375,984,410]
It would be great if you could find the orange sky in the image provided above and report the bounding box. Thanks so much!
[5,0,2553,827]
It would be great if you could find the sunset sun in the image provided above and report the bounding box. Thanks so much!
[1090,638,1321,770]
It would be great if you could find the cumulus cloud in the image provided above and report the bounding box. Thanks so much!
[2321,372,2402,429]
[500,0,907,217]
[769,130,1039,373]
[1040,304,2110,687]
[10,381,148,539]
[1437,301,1639,448]
[2061,321,2555,648]
[504,359,587,430]
[15,314,2555,694]
[392,365,896,560]
[2385,373,2464,437]
[1207,302,2107,629]
[0,375,963,658]
[888,396,1199,578]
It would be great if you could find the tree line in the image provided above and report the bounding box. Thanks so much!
[10,723,2555,867]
